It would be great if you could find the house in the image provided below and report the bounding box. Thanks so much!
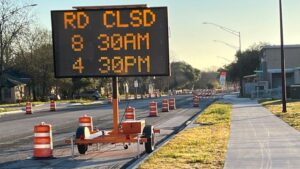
[259,45,300,88]
[0,70,31,103]
[243,45,300,98]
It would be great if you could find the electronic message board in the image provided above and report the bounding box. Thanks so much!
[51,7,169,77]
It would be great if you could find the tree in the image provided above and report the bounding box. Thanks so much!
[168,62,201,90]
[225,44,264,82]
[223,43,267,95]
[14,27,53,100]
[194,71,219,89]
[0,0,36,101]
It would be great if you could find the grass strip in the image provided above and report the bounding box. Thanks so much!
[139,102,232,169]
[259,99,300,131]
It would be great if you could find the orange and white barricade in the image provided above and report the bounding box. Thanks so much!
[79,115,93,132]
[149,101,158,117]
[25,102,32,114]
[193,96,200,107]
[169,98,176,110]
[33,122,53,158]
[125,106,135,120]
[50,100,56,111]
[162,99,169,112]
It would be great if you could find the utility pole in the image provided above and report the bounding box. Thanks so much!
[279,0,287,112]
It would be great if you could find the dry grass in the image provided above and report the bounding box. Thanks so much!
[139,103,232,169]
[260,99,300,131]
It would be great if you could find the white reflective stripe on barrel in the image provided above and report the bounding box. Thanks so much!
[34,144,51,149]
[34,133,50,137]
[79,123,91,127]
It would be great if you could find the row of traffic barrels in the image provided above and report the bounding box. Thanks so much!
[25,100,56,114]
[123,98,176,119]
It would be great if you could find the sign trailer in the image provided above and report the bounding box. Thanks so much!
[51,5,169,155]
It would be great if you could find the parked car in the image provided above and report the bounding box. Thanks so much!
[49,94,61,101]
[79,90,101,100]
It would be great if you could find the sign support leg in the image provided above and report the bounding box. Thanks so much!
[112,77,119,134]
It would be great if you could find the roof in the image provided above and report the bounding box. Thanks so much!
[262,44,300,49]
[243,74,257,79]
[0,69,31,87]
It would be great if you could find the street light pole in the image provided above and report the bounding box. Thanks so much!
[213,40,239,50]
[203,22,241,52]
[279,0,287,112]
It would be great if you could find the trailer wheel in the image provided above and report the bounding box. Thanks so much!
[76,126,88,154]
[143,125,155,153]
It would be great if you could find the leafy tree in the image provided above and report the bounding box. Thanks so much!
[223,43,267,95]
[13,27,53,100]
[168,62,201,90]
[194,71,219,89]
[0,0,36,101]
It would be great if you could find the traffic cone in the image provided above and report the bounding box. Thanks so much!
[50,100,56,111]
[169,98,176,110]
[108,96,112,103]
[193,96,200,107]
[33,122,53,158]
[25,102,32,114]
[79,114,94,132]
[162,99,169,112]
[149,101,158,117]
[125,106,135,120]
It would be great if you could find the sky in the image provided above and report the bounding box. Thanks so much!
[31,0,300,70]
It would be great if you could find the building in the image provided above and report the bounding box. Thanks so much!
[260,45,300,88]
[0,70,31,103]
[242,45,300,98]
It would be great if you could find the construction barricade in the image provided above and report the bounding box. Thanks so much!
[79,115,94,132]
[193,96,200,107]
[162,99,169,112]
[25,102,32,114]
[125,106,135,120]
[50,100,56,111]
[33,122,53,158]
[149,101,158,117]
[169,98,176,110]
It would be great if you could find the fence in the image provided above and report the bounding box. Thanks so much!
[251,88,281,99]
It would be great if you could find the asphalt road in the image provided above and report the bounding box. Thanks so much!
[0,95,215,169]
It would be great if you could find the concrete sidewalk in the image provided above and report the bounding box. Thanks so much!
[224,95,300,169]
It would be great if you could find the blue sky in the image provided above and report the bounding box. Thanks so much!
[32,0,300,70]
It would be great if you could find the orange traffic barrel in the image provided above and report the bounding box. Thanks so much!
[50,100,56,111]
[79,115,93,132]
[169,98,176,110]
[149,101,158,117]
[25,102,32,114]
[33,122,53,158]
[193,96,200,107]
[125,106,135,120]
[162,99,169,112]
[108,96,112,103]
